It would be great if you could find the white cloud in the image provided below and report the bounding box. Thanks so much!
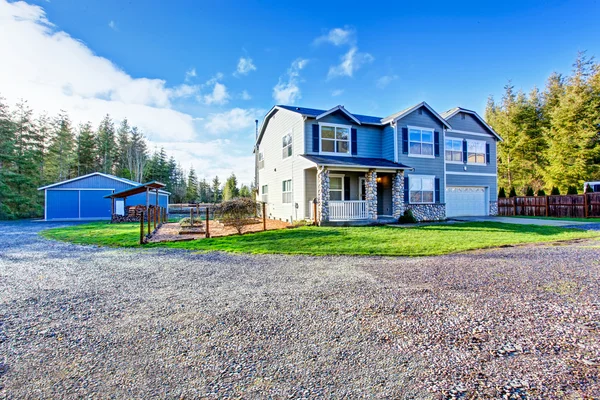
[314,27,354,46]
[241,90,251,100]
[184,67,196,81]
[376,74,398,89]
[331,89,344,97]
[204,108,264,135]
[235,57,256,76]
[0,0,257,184]
[328,47,374,79]
[203,81,229,105]
[272,58,309,104]
[108,20,117,31]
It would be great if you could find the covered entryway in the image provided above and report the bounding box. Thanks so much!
[446,186,487,217]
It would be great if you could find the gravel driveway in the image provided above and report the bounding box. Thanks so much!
[1,221,599,398]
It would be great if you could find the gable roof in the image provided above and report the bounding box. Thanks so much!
[316,105,361,125]
[381,101,452,128]
[276,105,384,125]
[441,107,503,141]
[38,172,140,190]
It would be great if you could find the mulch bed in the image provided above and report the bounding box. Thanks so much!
[148,218,291,243]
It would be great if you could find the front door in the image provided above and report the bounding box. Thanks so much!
[377,181,384,215]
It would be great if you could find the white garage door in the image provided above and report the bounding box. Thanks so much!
[446,187,487,217]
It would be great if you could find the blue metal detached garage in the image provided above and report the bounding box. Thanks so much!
[38,172,169,221]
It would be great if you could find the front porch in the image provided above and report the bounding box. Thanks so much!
[305,167,406,224]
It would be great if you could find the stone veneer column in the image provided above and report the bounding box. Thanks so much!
[365,169,378,221]
[316,167,330,224]
[392,170,405,219]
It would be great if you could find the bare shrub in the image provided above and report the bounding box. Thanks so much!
[214,198,258,234]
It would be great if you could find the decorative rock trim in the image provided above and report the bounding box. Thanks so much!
[392,171,405,219]
[317,167,330,224]
[489,201,498,216]
[406,204,446,222]
[365,169,378,221]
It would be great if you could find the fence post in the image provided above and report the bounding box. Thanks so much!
[545,196,549,217]
[153,207,157,231]
[190,208,193,226]
[147,208,151,236]
[140,211,145,245]
[584,193,589,218]
[513,197,517,216]
[205,207,210,238]
[262,202,267,231]
[313,200,318,225]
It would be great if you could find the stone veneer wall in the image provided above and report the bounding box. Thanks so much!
[391,171,405,219]
[489,201,498,216]
[365,169,378,221]
[316,168,330,224]
[406,204,446,222]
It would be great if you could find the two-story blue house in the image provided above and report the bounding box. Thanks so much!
[255,102,502,224]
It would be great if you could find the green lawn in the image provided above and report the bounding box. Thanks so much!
[40,221,600,257]
[508,216,600,223]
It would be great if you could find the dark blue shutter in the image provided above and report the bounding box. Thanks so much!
[404,176,409,203]
[462,140,468,163]
[435,178,440,203]
[402,127,409,154]
[344,177,350,200]
[486,143,491,164]
[312,124,319,152]
[434,131,440,157]
[351,128,358,155]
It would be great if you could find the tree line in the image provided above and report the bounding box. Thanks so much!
[486,52,600,196]
[0,97,252,219]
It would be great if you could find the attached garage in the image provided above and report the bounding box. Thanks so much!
[39,172,169,221]
[446,186,488,217]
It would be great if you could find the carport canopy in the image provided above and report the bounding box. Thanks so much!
[104,181,167,199]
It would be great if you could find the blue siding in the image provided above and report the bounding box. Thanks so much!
[47,190,79,219]
[80,190,113,218]
[125,192,169,208]
[53,174,135,190]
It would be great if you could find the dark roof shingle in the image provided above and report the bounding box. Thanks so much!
[301,154,411,169]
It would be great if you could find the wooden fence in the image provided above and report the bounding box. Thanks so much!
[498,193,600,218]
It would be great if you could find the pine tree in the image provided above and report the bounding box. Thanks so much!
[198,178,212,203]
[498,187,506,198]
[126,127,147,182]
[567,185,578,195]
[185,167,198,202]
[115,119,131,177]
[211,176,221,203]
[76,122,96,176]
[239,184,251,198]
[550,187,561,195]
[536,189,546,196]
[509,187,517,197]
[0,97,17,219]
[525,187,534,196]
[46,111,75,182]
[222,173,239,201]
[96,114,116,174]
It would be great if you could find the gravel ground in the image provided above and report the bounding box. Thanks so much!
[1,221,599,399]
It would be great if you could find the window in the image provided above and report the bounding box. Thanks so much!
[409,176,434,204]
[282,180,292,203]
[445,138,463,162]
[467,140,486,164]
[408,127,434,157]
[282,133,292,159]
[258,152,264,169]
[321,124,350,154]
[330,175,344,201]
[261,185,268,203]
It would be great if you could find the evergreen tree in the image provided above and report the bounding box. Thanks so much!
[198,178,212,203]
[239,184,251,198]
[567,185,578,195]
[509,187,517,197]
[536,189,546,196]
[525,187,534,196]
[115,118,131,177]
[95,114,116,174]
[222,173,239,201]
[585,184,594,193]
[185,167,198,202]
[76,122,96,176]
[0,97,17,219]
[126,127,147,182]
[550,186,561,195]
[46,111,75,182]
[498,187,506,198]
[211,176,221,203]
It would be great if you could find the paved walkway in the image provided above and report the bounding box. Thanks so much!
[452,216,591,227]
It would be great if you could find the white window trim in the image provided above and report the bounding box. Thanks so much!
[444,136,464,164]
[329,174,345,201]
[466,139,486,165]
[258,152,265,169]
[261,185,268,203]
[282,180,292,203]
[407,125,435,159]
[282,132,293,160]
[408,174,436,205]
[318,122,352,156]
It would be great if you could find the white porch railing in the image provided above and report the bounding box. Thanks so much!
[309,200,368,221]
[330,200,368,220]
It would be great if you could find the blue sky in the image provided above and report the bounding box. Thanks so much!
[2,0,599,183]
